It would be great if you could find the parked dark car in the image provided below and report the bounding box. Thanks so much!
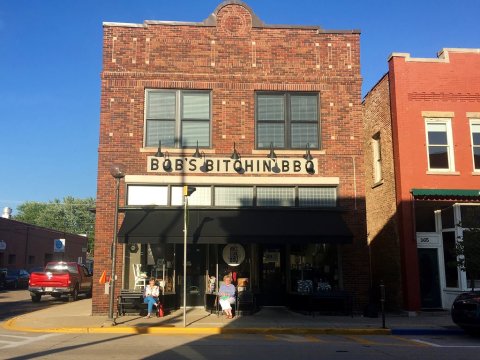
[5,269,30,289]
[451,291,480,334]
[0,268,6,288]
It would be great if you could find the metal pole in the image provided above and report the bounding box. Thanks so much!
[380,280,386,329]
[183,194,187,327]
[108,177,120,323]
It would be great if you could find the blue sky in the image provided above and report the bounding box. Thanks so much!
[0,0,479,213]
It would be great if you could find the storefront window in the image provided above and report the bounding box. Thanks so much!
[289,244,339,293]
[461,230,480,289]
[298,187,336,207]
[171,186,212,206]
[215,187,254,207]
[441,206,455,229]
[124,243,176,293]
[127,185,168,206]
[460,205,480,228]
[442,231,459,288]
[257,187,295,207]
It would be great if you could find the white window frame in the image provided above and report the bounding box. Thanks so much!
[469,119,480,172]
[144,89,212,148]
[424,118,455,172]
[372,132,382,184]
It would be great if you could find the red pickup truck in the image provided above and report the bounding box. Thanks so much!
[28,262,93,303]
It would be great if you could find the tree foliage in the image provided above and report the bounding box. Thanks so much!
[455,206,480,292]
[456,228,480,291]
[14,197,96,254]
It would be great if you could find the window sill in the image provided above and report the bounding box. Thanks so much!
[251,149,326,156]
[426,171,460,175]
[472,172,480,176]
[371,180,384,189]
[140,147,217,155]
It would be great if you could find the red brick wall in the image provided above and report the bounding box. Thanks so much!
[390,50,480,311]
[0,218,87,270]
[94,2,368,314]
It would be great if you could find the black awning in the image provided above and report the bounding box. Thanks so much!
[118,208,353,245]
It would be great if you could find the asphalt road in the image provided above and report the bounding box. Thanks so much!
[0,288,85,321]
[1,290,479,359]
[0,330,479,359]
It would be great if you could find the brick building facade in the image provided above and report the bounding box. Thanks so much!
[94,1,368,315]
[364,48,480,312]
[0,217,88,271]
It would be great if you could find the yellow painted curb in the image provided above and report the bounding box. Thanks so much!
[3,316,392,335]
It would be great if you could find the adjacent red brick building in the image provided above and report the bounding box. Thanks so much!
[0,217,88,271]
[364,48,480,312]
[94,1,368,315]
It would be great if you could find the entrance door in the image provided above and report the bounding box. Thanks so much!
[418,248,442,308]
[260,245,286,306]
[176,244,206,307]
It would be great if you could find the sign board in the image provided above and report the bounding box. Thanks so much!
[148,156,317,175]
[0,240,6,251]
[222,244,245,267]
[416,234,440,247]
[54,238,66,253]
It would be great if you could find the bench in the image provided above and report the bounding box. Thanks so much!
[117,291,147,316]
[117,290,177,316]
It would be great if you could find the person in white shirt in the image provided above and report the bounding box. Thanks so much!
[143,278,160,318]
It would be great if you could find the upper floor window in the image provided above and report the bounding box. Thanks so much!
[145,89,211,148]
[256,92,319,149]
[372,132,382,183]
[470,120,480,171]
[425,118,455,171]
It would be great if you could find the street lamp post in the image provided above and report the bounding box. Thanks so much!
[108,163,126,325]
[183,185,196,327]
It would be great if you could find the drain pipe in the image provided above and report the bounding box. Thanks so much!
[352,156,357,211]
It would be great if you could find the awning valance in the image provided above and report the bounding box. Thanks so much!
[118,208,353,245]
[411,189,480,199]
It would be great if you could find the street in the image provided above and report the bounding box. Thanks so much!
[0,329,480,359]
[0,288,86,321]
[1,289,480,359]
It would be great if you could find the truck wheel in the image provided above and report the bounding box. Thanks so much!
[31,294,41,303]
[69,285,79,302]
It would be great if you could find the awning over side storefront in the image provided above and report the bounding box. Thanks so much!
[411,189,480,201]
[118,208,353,245]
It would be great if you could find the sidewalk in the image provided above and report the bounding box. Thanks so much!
[3,299,462,335]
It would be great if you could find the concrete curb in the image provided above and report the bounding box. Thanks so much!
[3,316,392,335]
[391,328,465,336]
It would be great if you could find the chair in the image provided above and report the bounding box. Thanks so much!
[215,292,237,318]
[133,264,147,290]
[237,291,256,316]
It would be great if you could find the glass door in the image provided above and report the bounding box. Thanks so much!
[176,244,206,307]
[260,245,286,306]
[418,248,442,308]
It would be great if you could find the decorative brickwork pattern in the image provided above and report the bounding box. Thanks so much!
[95,1,367,314]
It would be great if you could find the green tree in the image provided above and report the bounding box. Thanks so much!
[455,206,480,292]
[456,228,480,291]
[14,197,96,254]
